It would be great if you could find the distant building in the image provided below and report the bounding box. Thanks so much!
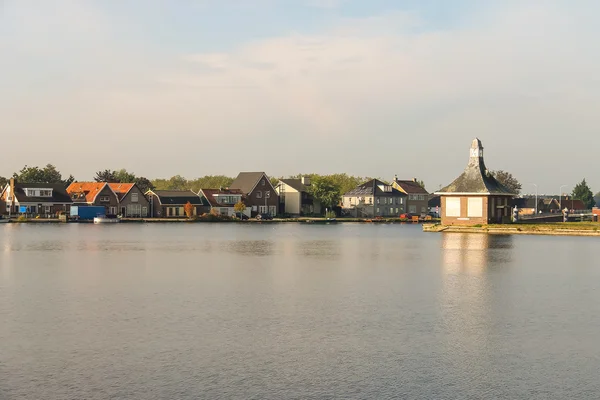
[342,179,407,218]
[276,176,321,216]
[108,183,150,218]
[146,190,210,218]
[198,188,248,218]
[1,179,72,216]
[392,177,429,215]
[67,182,120,216]
[435,138,515,225]
[230,172,278,217]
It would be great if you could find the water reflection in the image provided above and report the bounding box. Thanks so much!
[223,240,275,256]
[296,240,341,259]
[441,233,513,274]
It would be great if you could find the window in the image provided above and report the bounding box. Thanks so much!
[467,197,483,218]
[390,207,394,215]
[100,196,110,202]
[220,208,228,215]
[256,191,262,198]
[142,206,148,217]
[376,198,380,204]
[446,197,461,217]
[131,193,138,203]
[45,206,51,214]
[265,191,270,199]
[376,207,380,214]
[395,208,399,214]
[175,207,180,216]
[261,180,265,186]
[269,206,277,216]
[109,206,117,215]
[259,205,268,213]
[409,205,417,213]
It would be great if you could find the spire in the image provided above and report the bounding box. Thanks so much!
[470,138,483,159]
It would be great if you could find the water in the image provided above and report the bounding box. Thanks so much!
[1,223,599,399]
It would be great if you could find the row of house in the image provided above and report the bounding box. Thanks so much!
[0,169,432,219]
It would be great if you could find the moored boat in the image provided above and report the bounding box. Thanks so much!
[93,215,121,224]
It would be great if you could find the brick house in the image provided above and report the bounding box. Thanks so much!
[108,183,150,217]
[1,178,72,216]
[435,138,515,225]
[392,177,429,215]
[67,182,120,216]
[342,179,407,218]
[230,172,278,217]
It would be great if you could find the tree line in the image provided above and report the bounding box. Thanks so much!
[1,165,597,209]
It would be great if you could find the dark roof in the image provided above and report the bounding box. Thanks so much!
[344,179,407,197]
[200,188,243,207]
[393,179,429,194]
[230,172,269,194]
[149,190,207,206]
[436,138,514,196]
[13,183,72,203]
[280,179,309,193]
[428,195,441,207]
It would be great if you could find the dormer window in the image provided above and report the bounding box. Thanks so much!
[261,180,265,186]
[256,191,262,199]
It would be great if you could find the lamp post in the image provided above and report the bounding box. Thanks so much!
[532,183,538,214]
[559,185,567,211]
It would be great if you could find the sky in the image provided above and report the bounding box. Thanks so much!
[1,0,599,194]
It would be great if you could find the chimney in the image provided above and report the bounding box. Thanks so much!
[412,178,417,183]
[10,178,15,196]
[394,174,398,181]
[301,176,311,186]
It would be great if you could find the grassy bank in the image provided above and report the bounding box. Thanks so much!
[423,222,600,236]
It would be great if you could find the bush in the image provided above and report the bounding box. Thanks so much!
[17,215,27,222]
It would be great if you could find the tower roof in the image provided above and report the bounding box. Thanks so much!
[435,138,514,196]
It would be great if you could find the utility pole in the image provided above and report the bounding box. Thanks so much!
[559,185,566,211]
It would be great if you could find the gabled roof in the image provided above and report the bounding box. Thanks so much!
[344,179,407,197]
[148,190,207,206]
[230,172,272,194]
[436,138,514,196]
[200,188,243,207]
[66,182,115,203]
[280,179,309,193]
[7,183,72,204]
[108,183,135,201]
[393,179,428,195]
[428,195,441,207]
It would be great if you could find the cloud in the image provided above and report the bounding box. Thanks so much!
[1,1,600,190]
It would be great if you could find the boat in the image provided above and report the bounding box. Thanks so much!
[0,217,10,224]
[93,215,121,224]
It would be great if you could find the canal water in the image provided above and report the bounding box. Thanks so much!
[1,223,599,399]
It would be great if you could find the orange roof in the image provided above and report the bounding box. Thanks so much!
[66,182,109,203]
[108,183,135,201]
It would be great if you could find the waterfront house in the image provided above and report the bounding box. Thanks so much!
[275,176,321,216]
[230,172,278,217]
[146,190,209,217]
[67,182,120,216]
[108,183,150,218]
[198,188,249,217]
[392,177,429,215]
[512,197,561,216]
[342,179,406,218]
[428,195,441,217]
[435,138,514,225]
[1,178,72,216]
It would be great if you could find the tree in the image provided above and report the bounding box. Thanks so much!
[113,169,137,183]
[63,175,75,187]
[308,176,341,211]
[0,176,7,188]
[572,179,595,209]
[13,164,68,184]
[416,179,426,189]
[94,170,119,183]
[135,177,155,193]
[183,201,194,218]
[490,170,522,194]
[187,175,234,192]
[234,201,246,218]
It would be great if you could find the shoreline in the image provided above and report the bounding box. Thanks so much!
[1,217,438,224]
[423,223,600,237]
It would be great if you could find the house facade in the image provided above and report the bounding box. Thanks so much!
[230,172,278,217]
[146,190,210,217]
[108,183,150,217]
[276,176,321,216]
[435,138,515,225]
[67,182,120,216]
[342,179,407,218]
[392,177,429,215]
[1,179,72,216]
[198,188,250,217]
